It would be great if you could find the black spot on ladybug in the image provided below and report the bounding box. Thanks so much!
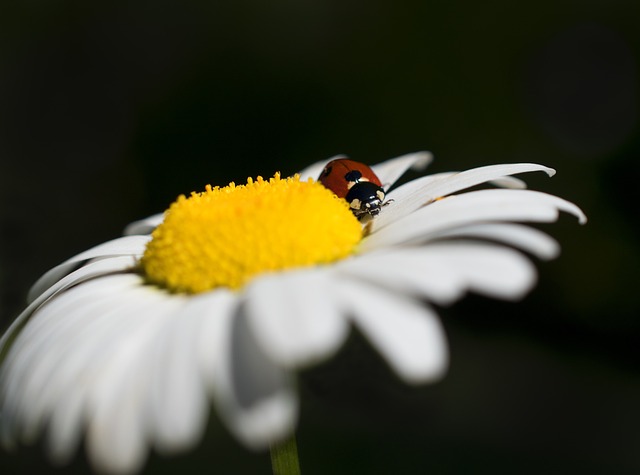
[321,165,333,178]
[344,170,363,183]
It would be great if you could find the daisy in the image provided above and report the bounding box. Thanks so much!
[0,152,586,474]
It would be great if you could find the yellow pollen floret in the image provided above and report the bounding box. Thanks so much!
[141,173,363,293]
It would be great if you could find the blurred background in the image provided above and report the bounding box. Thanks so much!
[0,0,639,473]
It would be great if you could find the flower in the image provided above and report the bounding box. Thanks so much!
[0,152,586,474]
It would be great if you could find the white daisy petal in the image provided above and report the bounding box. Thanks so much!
[2,276,192,474]
[335,277,448,383]
[431,223,560,260]
[375,172,455,226]
[190,291,238,395]
[123,213,165,236]
[337,250,466,306]
[489,176,527,189]
[208,303,297,449]
[84,286,186,474]
[297,154,348,181]
[442,244,538,300]
[86,360,149,475]
[188,291,295,446]
[370,151,433,189]
[148,298,211,455]
[0,255,139,354]
[420,163,555,198]
[177,292,242,448]
[340,243,537,305]
[46,378,86,464]
[375,163,555,231]
[244,270,349,368]
[364,189,586,251]
[1,275,142,449]
[28,235,150,303]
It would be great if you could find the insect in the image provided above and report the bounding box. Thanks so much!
[318,158,389,219]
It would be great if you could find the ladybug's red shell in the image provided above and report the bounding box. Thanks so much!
[318,159,382,199]
[318,158,387,219]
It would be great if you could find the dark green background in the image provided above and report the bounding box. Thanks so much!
[1,1,639,473]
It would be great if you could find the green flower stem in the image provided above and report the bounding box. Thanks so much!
[270,434,301,475]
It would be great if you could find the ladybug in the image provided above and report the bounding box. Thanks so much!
[318,158,389,219]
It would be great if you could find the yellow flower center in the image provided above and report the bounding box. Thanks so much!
[141,173,362,293]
